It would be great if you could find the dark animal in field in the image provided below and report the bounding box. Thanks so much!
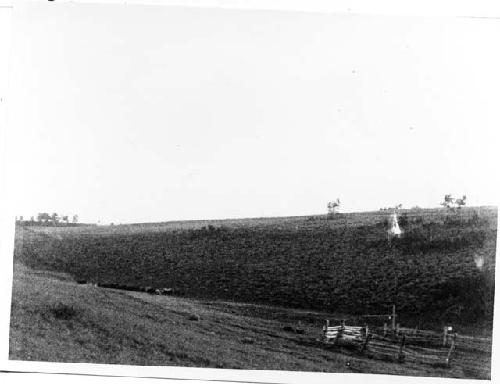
[97,282,118,289]
[143,286,156,294]
[155,287,174,295]
[93,282,174,295]
[283,325,304,334]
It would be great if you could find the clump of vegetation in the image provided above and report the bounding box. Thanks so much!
[50,303,79,320]
[392,226,486,254]
[326,198,341,219]
[398,213,409,227]
[441,194,467,210]
[426,273,495,324]
[17,212,81,227]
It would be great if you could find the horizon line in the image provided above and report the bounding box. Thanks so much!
[16,204,498,226]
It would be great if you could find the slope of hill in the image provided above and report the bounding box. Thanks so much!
[14,207,497,329]
[9,263,490,378]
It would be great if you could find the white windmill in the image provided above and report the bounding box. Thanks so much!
[388,212,402,238]
[387,205,403,241]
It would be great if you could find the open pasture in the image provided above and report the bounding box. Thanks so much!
[13,263,490,378]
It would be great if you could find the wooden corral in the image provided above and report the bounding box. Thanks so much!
[322,318,491,376]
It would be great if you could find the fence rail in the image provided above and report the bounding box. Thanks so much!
[322,319,491,369]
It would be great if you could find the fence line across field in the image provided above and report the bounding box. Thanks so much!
[321,305,491,368]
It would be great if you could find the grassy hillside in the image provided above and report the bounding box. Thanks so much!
[9,264,491,378]
[14,207,497,329]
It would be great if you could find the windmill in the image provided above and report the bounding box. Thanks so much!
[387,205,403,241]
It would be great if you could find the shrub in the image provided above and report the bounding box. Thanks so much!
[412,215,424,225]
[382,217,389,228]
[50,303,78,320]
[399,213,409,227]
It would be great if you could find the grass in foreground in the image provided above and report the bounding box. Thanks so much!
[9,263,490,378]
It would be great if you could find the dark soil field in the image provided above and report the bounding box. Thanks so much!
[14,207,497,328]
[9,206,497,378]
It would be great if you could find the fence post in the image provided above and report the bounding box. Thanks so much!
[361,333,372,354]
[384,322,388,337]
[443,326,448,347]
[335,320,345,345]
[391,305,396,333]
[445,333,456,366]
[323,320,330,341]
[398,334,406,363]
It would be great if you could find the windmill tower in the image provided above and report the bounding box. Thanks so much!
[388,211,402,238]
[387,205,403,242]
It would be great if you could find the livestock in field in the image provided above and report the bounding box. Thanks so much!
[155,288,174,295]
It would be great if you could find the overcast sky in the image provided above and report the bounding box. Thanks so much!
[2,2,499,223]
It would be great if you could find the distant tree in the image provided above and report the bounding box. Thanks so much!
[19,215,23,221]
[51,212,59,224]
[72,214,79,224]
[441,194,455,209]
[455,195,467,209]
[30,216,35,222]
[441,194,466,210]
[327,198,341,217]
[37,212,50,223]
[62,215,69,224]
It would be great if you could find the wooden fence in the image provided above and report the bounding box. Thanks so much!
[322,320,491,369]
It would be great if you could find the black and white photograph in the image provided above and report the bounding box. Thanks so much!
[0,1,499,383]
